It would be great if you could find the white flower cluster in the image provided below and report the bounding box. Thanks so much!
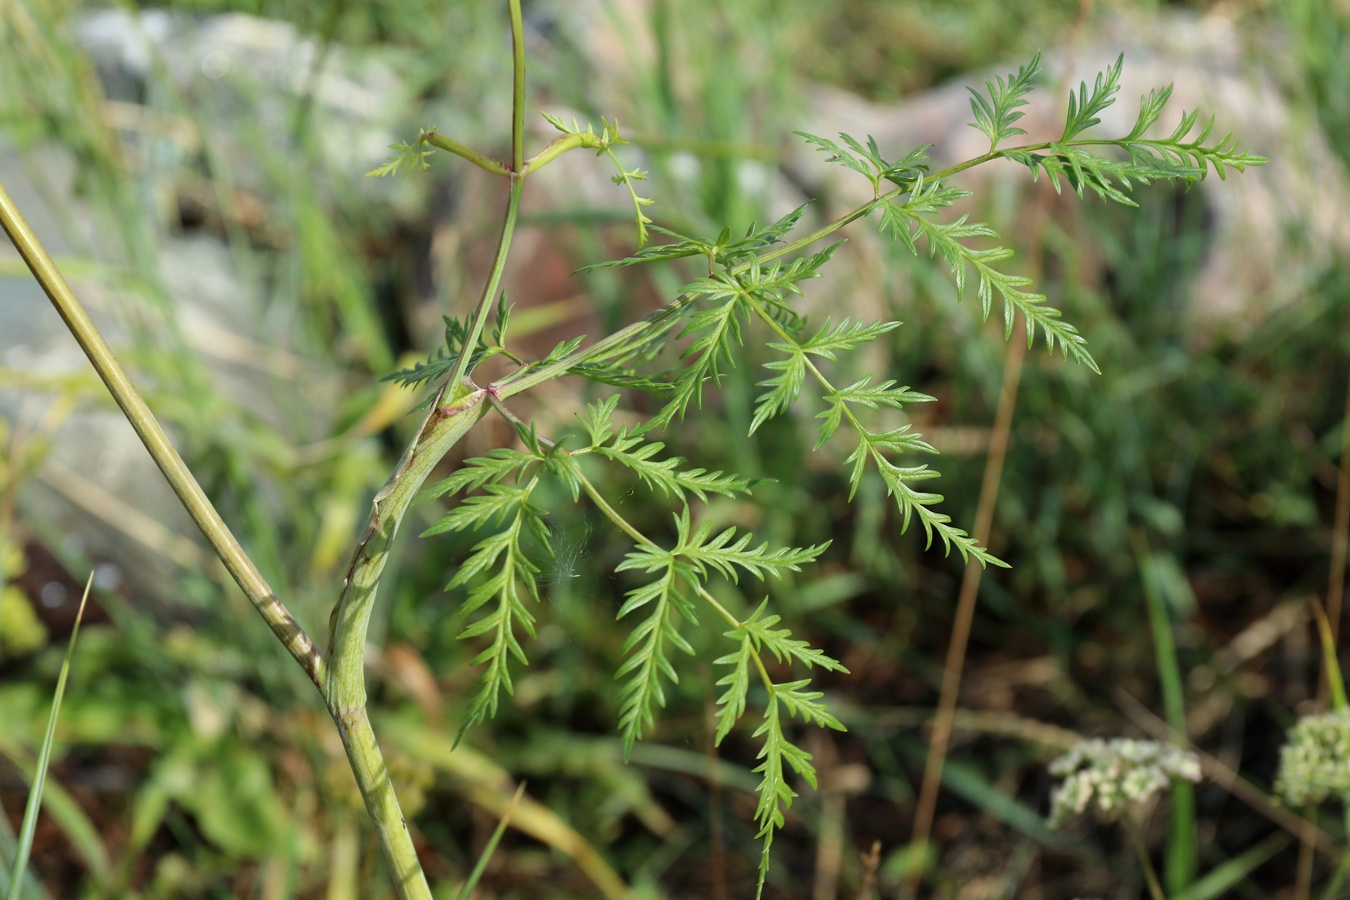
[1048,738,1202,828]
[1275,709,1350,807]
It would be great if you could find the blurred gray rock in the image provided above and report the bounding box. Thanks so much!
[548,2,1349,337]
[74,9,410,193]
[789,11,1350,333]
[3,4,1346,613]
[0,9,395,606]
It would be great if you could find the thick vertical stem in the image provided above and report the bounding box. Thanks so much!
[333,705,429,898]
[322,385,488,900]
[319,5,532,892]
[323,383,489,705]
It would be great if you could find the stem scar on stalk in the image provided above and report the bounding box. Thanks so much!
[436,381,496,419]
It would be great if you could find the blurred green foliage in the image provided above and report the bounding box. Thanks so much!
[1,0,1346,897]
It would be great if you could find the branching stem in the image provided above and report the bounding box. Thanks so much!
[319,4,531,894]
[5,22,1267,898]
[567,469,762,650]
[491,149,1022,397]
[523,132,608,174]
[451,178,525,389]
[422,131,511,177]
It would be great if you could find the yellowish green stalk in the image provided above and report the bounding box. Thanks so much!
[0,181,325,689]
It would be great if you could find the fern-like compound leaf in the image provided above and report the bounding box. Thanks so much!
[542,113,654,246]
[672,508,829,583]
[582,396,752,499]
[886,201,1099,372]
[580,204,815,275]
[648,279,750,427]
[420,448,541,503]
[575,226,710,272]
[365,133,437,177]
[775,680,846,732]
[741,600,848,673]
[814,380,936,450]
[750,347,807,435]
[613,554,697,755]
[832,376,934,411]
[795,131,883,193]
[750,695,803,897]
[862,445,1007,567]
[382,349,455,390]
[967,51,1042,151]
[1062,54,1124,142]
[720,202,814,263]
[713,633,754,745]
[796,132,932,195]
[421,484,526,537]
[798,318,901,360]
[1126,83,1175,141]
[446,500,547,744]
[749,682,842,898]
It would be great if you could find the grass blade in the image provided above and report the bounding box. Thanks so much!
[1310,600,1348,711]
[5,574,92,900]
[0,820,48,900]
[1134,532,1197,893]
[1170,834,1289,900]
[455,783,527,900]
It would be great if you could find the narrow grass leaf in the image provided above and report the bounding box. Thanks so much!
[6,575,92,900]
[456,783,528,900]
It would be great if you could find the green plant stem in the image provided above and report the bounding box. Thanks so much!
[494,126,1258,399]
[324,382,489,700]
[451,178,524,389]
[316,8,532,893]
[509,0,526,173]
[523,132,611,175]
[423,132,511,177]
[332,704,425,898]
[322,380,489,900]
[0,179,326,689]
[1133,530,1197,890]
[2,167,469,897]
[572,465,649,547]
[449,0,527,391]
[1126,816,1167,900]
[494,293,688,398]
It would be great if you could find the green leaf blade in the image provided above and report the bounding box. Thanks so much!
[966,51,1042,151]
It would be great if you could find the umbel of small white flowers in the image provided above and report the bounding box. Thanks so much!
[1275,709,1350,808]
[1048,738,1202,828]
